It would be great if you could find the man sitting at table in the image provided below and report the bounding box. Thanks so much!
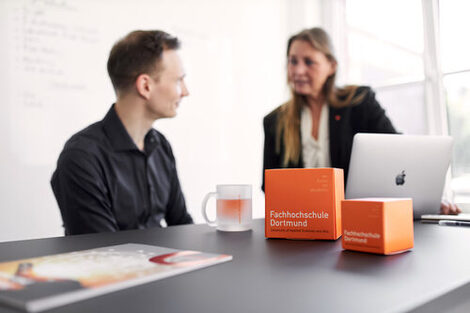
[51,30,193,235]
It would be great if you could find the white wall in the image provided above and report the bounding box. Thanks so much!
[0,0,322,242]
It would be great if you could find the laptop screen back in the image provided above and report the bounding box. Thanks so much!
[345,133,453,218]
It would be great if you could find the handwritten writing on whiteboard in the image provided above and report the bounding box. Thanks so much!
[8,0,104,165]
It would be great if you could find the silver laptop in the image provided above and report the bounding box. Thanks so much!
[345,133,453,219]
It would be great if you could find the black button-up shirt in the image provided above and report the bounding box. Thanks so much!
[51,105,193,235]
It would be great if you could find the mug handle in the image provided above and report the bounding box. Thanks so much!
[201,192,217,226]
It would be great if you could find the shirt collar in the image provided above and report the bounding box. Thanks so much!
[144,129,161,155]
[102,104,161,152]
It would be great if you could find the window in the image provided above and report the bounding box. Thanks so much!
[343,0,427,134]
[440,0,470,203]
[333,0,470,205]
[345,0,424,86]
[439,0,470,72]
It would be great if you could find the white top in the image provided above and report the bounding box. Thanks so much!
[300,104,331,168]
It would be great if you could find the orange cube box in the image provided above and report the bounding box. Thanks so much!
[341,198,414,255]
[265,168,344,240]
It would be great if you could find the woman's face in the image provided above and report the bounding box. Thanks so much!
[287,40,336,98]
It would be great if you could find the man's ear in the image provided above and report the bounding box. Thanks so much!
[135,74,152,100]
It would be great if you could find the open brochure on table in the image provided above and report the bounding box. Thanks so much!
[0,243,232,312]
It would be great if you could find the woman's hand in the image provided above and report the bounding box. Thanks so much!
[440,200,462,215]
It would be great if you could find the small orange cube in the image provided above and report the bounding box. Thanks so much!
[341,198,414,254]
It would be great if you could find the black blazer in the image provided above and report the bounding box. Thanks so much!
[262,86,397,191]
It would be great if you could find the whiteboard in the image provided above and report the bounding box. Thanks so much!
[0,0,312,241]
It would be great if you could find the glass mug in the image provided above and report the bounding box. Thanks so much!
[201,184,252,231]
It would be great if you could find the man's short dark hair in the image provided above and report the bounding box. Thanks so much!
[107,30,180,94]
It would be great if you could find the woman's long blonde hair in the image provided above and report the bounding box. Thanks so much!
[277,27,365,166]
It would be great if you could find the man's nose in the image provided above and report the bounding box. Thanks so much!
[181,81,189,97]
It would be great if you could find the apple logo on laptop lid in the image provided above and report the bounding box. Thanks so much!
[395,170,406,186]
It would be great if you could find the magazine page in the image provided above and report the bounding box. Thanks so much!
[0,244,232,312]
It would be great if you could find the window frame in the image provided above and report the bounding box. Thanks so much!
[322,0,468,203]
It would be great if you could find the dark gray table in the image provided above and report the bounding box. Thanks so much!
[0,219,469,313]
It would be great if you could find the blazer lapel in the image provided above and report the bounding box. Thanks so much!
[329,107,342,168]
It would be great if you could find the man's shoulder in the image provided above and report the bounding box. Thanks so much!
[53,121,109,182]
[62,121,108,155]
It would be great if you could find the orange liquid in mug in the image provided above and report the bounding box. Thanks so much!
[217,199,251,224]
